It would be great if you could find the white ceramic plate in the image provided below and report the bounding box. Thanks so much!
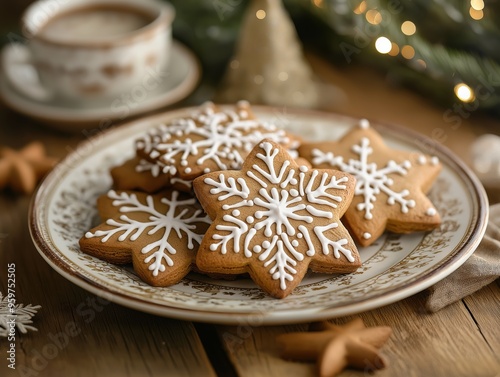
[30,107,488,325]
[0,41,200,131]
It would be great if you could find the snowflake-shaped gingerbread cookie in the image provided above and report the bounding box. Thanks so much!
[79,190,210,287]
[136,101,299,181]
[193,140,360,299]
[299,119,442,246]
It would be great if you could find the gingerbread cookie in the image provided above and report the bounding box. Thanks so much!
[136,101,300,181]
[276,318,392,377]
[0,141,57,194]
[111,156,192,193]
[79,189,210,286]
[193,139,360,299]
[299,119,441,247]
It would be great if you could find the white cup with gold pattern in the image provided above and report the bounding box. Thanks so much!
[12,0,174,101]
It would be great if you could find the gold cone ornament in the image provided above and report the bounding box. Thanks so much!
[216,0,319,108]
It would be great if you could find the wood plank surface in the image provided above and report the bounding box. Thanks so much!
[463,282,500,361]
[217,291,500,377]
[0,179,216,377]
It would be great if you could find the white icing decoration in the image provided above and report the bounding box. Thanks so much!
[417,155,427,165]
[312,137,417,220]
[170,177,193,189]
[136,102,291,175]
[363,232,372,240]
[85,190,210,277]
[359,119,370,129]
[135,159,161,178]
[426,207,437,216]
[431,156,439,165]
[204,141,355,290]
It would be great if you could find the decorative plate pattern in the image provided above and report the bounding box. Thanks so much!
[30,107,488,325]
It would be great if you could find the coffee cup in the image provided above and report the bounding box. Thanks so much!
[12,0,174,101]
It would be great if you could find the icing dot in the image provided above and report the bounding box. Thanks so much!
[292,240,299,247]
[262,241,271,248]
[363,232,372,240]
[431,156,439,165]
[85,232,93,238]
[365,213,373,220]
[426,208,437,216]
[300,166,308,172]
[290,189,299,197]
[253,245,262,253]
[210,244,218,251]
[181,160,188,166]
[297,233,303,239]
[417,155,427,165]
[232,210,240,217]
[246,216,254,223]
[403,160,412,169]
[359,119,370,129]
[185,167,192,174]
[290,178,298,185]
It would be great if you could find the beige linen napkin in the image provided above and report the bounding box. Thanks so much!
[424,204,500,312]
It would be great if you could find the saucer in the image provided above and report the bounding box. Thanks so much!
[0,41,200,132]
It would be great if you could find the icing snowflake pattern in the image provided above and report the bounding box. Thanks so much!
[135,159,192,190]
[203,141,356,291]
[137,102,292,177]
[85,190,210,276]
[311,137,416,220]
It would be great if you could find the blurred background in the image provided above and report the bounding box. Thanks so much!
[4,0,500,109]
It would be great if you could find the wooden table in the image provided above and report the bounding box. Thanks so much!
[1,37,499,377]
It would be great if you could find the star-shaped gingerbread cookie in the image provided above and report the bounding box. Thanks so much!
[193,139,360,299]
[299,120,441,247]
[79,189,211,287]
[276,318,392,377]
[110,156,192,193]
[136,101,300,181]
[0,142,57,194]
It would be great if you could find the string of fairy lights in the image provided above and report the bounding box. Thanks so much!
[305,0,493,105]
[153,0,500,113]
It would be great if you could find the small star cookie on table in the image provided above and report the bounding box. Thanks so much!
[193,139,360,299]
[0,142,57,194]
[136,101,300,181]
[299,119,442,247]
[276,318,392,377]
[79,189,211,287]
